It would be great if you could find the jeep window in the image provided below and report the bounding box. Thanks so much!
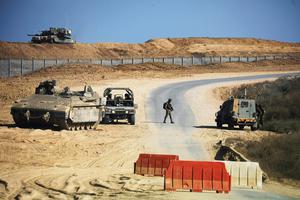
[241,101,249,108]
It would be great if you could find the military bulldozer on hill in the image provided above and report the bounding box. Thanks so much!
[11,80,103,130]
[28,27,74,44]
[215,97,261,131]
[102,88,137,125]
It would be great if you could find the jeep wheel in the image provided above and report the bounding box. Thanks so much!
[251,122,258,131]
[13,114,28,128]
[239,125,245,130]
[228,122,234,130]
[128,115,135,125]
[216,121,222,128]
[102,116,111,124]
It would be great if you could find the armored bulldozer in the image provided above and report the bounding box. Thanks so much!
[28,27,74,44]
[102,88,137,125]
[215,97,258,131]
[11,80,103,130]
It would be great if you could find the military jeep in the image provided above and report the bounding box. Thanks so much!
[102,88,137,125]
[215,97,258,130]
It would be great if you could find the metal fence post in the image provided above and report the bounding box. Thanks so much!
[247,57,249,62]
[20,59,23,75]
[191,56,194,65]
[56,59,58,65]
[43,59,46,68]
[181,57,184,66]
[8,59,11,77]
[219,56,222,63]
[32,58,34,72]
[141,58,144,64]
[132,58,134,64]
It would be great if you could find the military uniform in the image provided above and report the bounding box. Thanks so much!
[163,99,174,123]
[256,104,265,126]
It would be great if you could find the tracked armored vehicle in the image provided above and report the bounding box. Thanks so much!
[102,88,137,125]
[28,27,74,44]
[11,80,103,130]
[215,97,258,131]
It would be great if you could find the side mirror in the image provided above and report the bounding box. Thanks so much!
[219,105,222,109]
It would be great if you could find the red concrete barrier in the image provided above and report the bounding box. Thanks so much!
[164,160,231,193]
[134,153,179,176]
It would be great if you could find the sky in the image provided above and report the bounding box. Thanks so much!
[0,0,300,43]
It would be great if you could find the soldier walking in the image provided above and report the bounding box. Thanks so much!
[163,98,174,123]
[256,104,265,127]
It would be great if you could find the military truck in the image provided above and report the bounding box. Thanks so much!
[102,88,137,125]
[11,80,103,130]
[28,27,74,44]
[215,97,258,130]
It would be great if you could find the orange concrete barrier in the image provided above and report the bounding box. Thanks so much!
[164,160,231,193]
[134,153,179,176]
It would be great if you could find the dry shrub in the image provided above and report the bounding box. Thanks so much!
[230,76,300,181]
[245,133,300,181]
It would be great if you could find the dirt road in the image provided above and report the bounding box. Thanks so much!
[145,72,300,199]
[0,72,299,199]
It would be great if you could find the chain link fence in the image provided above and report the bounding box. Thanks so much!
[0,55,292,77]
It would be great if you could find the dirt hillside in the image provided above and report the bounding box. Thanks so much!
[1,37,300,59]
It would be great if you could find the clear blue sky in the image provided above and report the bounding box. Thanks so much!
[0,0,300,43]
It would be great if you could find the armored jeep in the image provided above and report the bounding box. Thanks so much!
[11,80,103,130]
[102,88,137,125]
[215,97,258,130]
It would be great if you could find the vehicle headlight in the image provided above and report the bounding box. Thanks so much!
[112,110,115,114]
[125,110,129,114]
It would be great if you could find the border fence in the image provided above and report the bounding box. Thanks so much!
[0,54,293,77]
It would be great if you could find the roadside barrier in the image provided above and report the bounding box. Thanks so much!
[222,161,263,189]
[134,153,179,176]
[164,160,231,193]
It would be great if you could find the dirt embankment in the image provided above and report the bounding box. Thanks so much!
[1,37,300,59]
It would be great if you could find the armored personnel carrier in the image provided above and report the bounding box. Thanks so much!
[11,80,103,130]
[215,97,258,130]
[102,88,137,125]
[28,27,74,44]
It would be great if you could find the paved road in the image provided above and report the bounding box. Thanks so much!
[147,72,299,200]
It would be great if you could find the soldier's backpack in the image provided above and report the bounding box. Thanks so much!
[163,102,167,110]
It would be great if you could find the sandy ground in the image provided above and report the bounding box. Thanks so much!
[0,72,300,199]
[1,37,300,59]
